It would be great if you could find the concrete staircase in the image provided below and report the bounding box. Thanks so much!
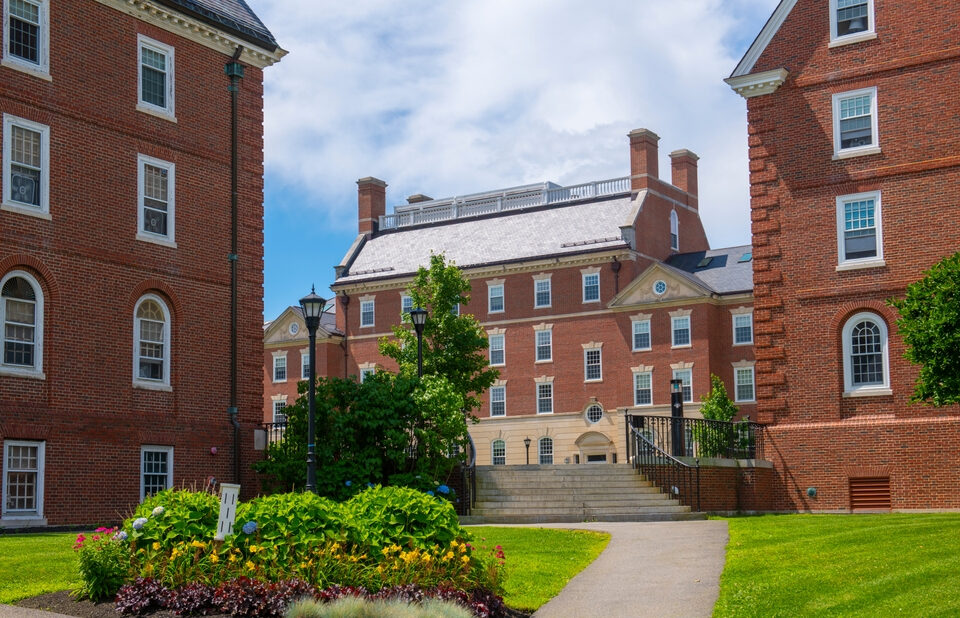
[461,464,705,524]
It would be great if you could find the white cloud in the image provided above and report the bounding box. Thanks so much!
[256,0,778,248]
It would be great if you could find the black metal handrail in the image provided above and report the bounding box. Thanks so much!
[626,415,765,460]
[625,415,700,512]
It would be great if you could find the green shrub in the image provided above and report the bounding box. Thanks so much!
[345,486,462,550]
[127,489,220,549]
[286,596,474,618]
[73,528,131,601]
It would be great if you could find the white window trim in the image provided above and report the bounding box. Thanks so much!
[0,269,44,379]
[582,344,603,383]
[538,437,554,464]
[491,439,506,465]
[359,363,376,383]
[671,315,692,349]
[1,439,45,522]
[733,312,754,346]
[359,299,375,328]
[140,445,173,501]
[835,190,885,271]
[733,363,756,403]
[1,0,50,80]
[133,294,172,390]
[672,368,693,403]
[842,311,891,397]
[400,294,413,315]
[487,283,504,314]
[2,114,51,219]
[488,333,505,367]
[832,87,880,159]
[136,154,176,247]
[534,328,553,363]
[535,379,554,415]
[633,370,653,407]
[301,352,310,379]
[670,210,679,251]
[490,385,506,417]
[581,270,600,304]
[632,318,652,352]
[829,0,876,47]
[272,398,288,423]
[533,274,552,309]
[136,34,176,120]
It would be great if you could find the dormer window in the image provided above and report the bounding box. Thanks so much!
[830,0,876,47]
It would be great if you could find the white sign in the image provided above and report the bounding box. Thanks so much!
[215,483,241,541]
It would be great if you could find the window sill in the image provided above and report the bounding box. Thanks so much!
[136,104,177,123]
[843,387,893,398]
[582,299,600,304]
[488,310,504,314]
[634,403,654,408]
[133,381,173,392]
[2,202,51,220]
[272,379,287,384]
[534,305,552,310]
[671,344,692,350]
[1,58,51,81]
[0,367,45,380]
[489,364,505,368]
[836,258,886,272]
[584,379,603,384]
[0,516,47,528]
[136,233,177,249]
[733,341,753,346]
[735,399,757,404]
[536,411,554,415]
[833,146,881,160]
[535,359,553,364]
[829,31,877,48]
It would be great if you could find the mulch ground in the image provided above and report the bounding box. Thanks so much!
[16,591,229,618]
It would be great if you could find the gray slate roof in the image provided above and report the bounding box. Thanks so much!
[336,196,634,284]
[155,0,277,49]
[664,245,753,294]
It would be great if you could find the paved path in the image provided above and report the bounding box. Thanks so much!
[0,606,72,618]
[509,520,729,618]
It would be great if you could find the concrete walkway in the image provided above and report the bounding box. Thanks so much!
[0,606,72,618]
[513,520,729,618]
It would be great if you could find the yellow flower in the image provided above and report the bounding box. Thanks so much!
[443,551,454,561]
[152,542,161,551]
[461,555,469,564]
[191,540,207,549]
[245,560,255,571]
[228,553,237,563]
[170,548,181,559]
[210,554,219,564]
[248,545,260,554]
[299,562,308,570]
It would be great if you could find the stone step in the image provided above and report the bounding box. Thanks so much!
[471,504,690,516]
[477,480,657,491]
[474,490,664,502]
[474,497,679,509]
[476,464,640,476]
[461,511,707,524]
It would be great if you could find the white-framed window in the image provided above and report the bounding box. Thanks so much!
[2,0,49,77]
[538,437,553,465]
[491,439,506,465]
[842,312,890,395]
[584,348,602,382]
[582,272,600,303]
[1,270,43,376]
[673,368,693,403]
[401,295,413,315]
[450,303,460,316]
[829,0,875,46]
[2,439,44,520]
[301,352,310,379]
[735,367,755,403]
[585,403,603,424]
[2,114,50,218]
[488,284,504,313]
[489,333,505,366]
[137,154,175,245]
[836,191,883,269]
[832,87,879,158]
[272,400,287,424]
[634,372,652,406]
[137,35,175,118]
[733,313,754,345]
[535,329,552,362]
[670,210,679,250]
[141,445,173,500]
[359,367,376,383]
[272,355,286,382]
[672,316,691,347]
[534,277,551,308]
[490,385,506,417]
[537,382,553,414]
[360,300,375,327]
[133,294,171,388]
[632,319,651,351]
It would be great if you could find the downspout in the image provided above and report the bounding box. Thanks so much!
[340,293,349,379]
[226,46,244,484]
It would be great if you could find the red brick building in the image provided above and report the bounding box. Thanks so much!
[329,130,756,467]
[726,0,960,510]
[0,0,283,528]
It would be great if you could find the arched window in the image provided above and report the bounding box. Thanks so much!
[491,439,506,465]
[1,271,43,375]
[134,294,171,388]
[842,312,889,395]
[670,210,679,250]
[538,437,553,465]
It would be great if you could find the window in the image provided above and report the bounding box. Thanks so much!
[733,313,753,345]
[488,284,504,313]
[535,329,552,362]
[490,385,505,417]
[537,382,553,414]
[401,295,413,315]
[673,368,693,403]
[272,355,286,382]
[735,367,755,402]
[301,353,310,379]
[842,312,890,395]
[832,88,879,157]
[138,35,175,117]
[359,367,375,383]
[2,114,50,217]
[137,155,175,244]
[632,319,651,351]
[450,303,460,316]
[670,210,679,250]
[837,192,883,268]
[360,300,374,327]
[134,294,171,388]
[830,0,875,45]
[1,271,42,375]
[538,437,553,465]
[672,316,691,347]
[534,278,551,308]
[584,348,602,382]
[634,372,652,406]
[491,440,506,465]
[3,0,49,76]
[582,272,599,303]
[489,333,505,366]
[272,400,287,424]
[2,440,44,519]
[586,404,603,424]
[141,446,173,500]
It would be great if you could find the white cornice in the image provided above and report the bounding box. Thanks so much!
[725,68,789,99]
[729,0,797,78]
[95,0,287,68]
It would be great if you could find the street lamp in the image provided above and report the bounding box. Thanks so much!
[670,378,684,457]
[410,307,427,377]
[524,437,532,465]
[299,286,327,494]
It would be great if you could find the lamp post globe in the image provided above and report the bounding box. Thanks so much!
[299,286,327,494]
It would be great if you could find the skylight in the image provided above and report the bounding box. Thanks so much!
[738,252,753,263]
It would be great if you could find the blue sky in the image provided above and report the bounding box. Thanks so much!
[254,0,779,320]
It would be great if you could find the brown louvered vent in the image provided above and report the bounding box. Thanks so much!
[850,477,891,512]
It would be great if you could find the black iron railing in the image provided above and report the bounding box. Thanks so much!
[262,421,295,454]
[626,415,765,460]
[626,415,700,512]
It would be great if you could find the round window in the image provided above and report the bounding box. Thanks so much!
[289,322,300,335]
[653,280,667,296]
[586,404,603,424]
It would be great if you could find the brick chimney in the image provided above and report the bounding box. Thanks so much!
[357,177,387,238]
[669,149,699,198]
[628,128,659,190]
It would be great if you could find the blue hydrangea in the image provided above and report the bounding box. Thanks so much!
[426,490,435,496]
[367,482,374,488]
[152,506,165,517]
[437,485,450,495]
[345,480,352,487]
[132,518,148,531]
[113,531,128,542]
[241,521,258,535]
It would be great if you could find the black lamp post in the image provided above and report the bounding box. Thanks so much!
[670,378,684,457]
[299,287,327,494]
[524,437,532,465]
[410,307,427,377]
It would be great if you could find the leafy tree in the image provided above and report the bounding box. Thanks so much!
[889,252,960,406]
[699,374,739,422]
[693,374,741,458]
[379,253,499,418]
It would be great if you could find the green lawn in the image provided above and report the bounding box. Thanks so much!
[469,526,610,611]
[714,513,960,617]
[0,532,79,603]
